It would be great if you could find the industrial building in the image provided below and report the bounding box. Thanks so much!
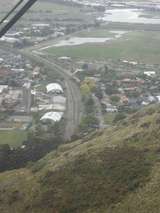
[46,83,63,94]
[40,111,64,122]
[38,104,66,112]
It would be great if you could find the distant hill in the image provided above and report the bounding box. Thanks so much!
[1,104,160,212]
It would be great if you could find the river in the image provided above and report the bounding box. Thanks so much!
[98,8,160,24]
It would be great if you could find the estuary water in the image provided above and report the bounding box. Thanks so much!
[98,8,160,24]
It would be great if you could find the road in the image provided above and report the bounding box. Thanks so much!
[22,50,82,141]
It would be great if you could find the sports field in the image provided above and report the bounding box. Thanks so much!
[0,130,27,148]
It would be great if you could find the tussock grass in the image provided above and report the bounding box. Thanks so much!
[1,104,160,212]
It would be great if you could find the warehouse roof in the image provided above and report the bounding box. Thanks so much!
[40,111,63,122]
[0,85,8,93]
[144,71,156,77]
[46,83,63,93]
[52,95,66,104]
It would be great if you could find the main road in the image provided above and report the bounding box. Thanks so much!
[22,50,82,141]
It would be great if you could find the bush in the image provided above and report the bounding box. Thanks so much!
[110,95,120,104]
[114,113,126,123]
[38,147,151,213]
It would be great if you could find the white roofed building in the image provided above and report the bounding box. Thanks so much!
[58,56,71,61]
[52,96,66,105]
[38,104,65,111]
[0,85,8,94]
[144,71,156,77]
[156,96,160,102]
[40,112,63,122]
[0,58,4,63]
[46,83,63,94]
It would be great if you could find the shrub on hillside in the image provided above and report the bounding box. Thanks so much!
[37,146,152,213]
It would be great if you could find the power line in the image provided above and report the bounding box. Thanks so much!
[0,0,38,38]
[0,0,25,25]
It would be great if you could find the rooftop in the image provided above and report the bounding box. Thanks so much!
[46,83,63,93]
[40,111,63,122]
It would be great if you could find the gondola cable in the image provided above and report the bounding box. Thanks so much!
[0,0,25,25]
[0,0,38,38]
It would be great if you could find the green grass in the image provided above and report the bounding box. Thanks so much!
[45,31,160,64]
[31,2,76,14]
[27,2,90,25]
[38,146,151,213]
[76,29,116,38]
[111,163,160,213]
[0,130,27,148]
[28,2,85,21]
[0,2,84,21]
[104,112,116,125]
[1,105,160,212]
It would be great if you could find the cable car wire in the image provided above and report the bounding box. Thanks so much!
[0,0,38,38]
[0,0,25,25]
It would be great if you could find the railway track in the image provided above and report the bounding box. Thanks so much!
[24,51,82,141]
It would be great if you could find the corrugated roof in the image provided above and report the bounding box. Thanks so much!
[40,111,63,122]
[52,95,66,104]
[46,83,63,93]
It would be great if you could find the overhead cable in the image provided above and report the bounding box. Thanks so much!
[0,0,38,38]
[0,0,25,25]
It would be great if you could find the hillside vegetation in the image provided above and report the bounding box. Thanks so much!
[1,105,160,212]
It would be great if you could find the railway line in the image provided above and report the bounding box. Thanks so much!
[23,50,82,141]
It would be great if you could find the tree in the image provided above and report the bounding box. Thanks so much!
[94,87,103,99]
[84,96,95,114]
[101,66,117,83]
[105,85,119,95]
[110,95,120,104]
[79,115,99,132]
[82,63,88,70]
[84,78,96,92]
[80,83,91,97]
[113,113,126,123]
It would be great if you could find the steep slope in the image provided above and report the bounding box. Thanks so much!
[1,105,160,213]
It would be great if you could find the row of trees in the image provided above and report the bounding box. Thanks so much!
[79,79,99,133]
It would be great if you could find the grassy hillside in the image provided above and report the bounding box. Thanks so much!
[1,104,160,212]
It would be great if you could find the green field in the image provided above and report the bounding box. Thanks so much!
[0,1,75,14]
[0,130,27,148]
[45,31,160,64]
[31,2,77,14]
[75,29,116,38]
[104,112,116,125]
[28,1,87,21]
[0,1,85,22]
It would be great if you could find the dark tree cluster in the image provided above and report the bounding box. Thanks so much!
[0,136,64,172]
